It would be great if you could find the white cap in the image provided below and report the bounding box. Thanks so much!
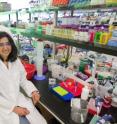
[0,25,13,39]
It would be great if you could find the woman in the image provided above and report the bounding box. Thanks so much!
[0,25,47,124]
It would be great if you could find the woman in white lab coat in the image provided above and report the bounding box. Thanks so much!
[0,26,47,124]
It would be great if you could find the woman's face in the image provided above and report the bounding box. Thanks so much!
[0,37,12,61]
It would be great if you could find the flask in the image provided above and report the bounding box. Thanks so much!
[81,86,89,100]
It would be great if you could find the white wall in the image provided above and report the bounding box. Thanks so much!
[0,0,30,10]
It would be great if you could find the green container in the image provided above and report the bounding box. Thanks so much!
[32,40,37,48]
[94,32,102,44]
[97,74,111,80]
[90,115,100,124]
[26,27,35,36]
[37,25,42,35]
[79,58,90,73]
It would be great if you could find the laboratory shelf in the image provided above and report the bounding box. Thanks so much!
[10,27,117,56]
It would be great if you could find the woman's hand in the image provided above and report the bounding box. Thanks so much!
[13,106,30,116]
[31,91,40,105]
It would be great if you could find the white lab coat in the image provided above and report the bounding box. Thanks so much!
[0,59,47,124]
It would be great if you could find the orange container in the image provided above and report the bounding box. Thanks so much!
[52,0,68,6]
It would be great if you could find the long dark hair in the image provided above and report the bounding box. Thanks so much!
[0,32,18,62]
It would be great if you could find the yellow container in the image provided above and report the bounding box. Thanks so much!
[99,32,111,45]
[109,25,114,32]
[106,0,117,4]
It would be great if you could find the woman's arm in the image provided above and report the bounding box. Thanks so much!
[17,59,40,104]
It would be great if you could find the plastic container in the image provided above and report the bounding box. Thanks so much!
[37,25,43,35]
[89,31,95,43]
[60,78,84,97]
[79,58,90,73]
[49,78,56,88]
[87,98,102,115]
[23,63,36,80]
[47,59,58,71]
[50,85,74,101]
[89,115,100,124]
[99,32,111,45]
[76,72,89,81]
[71,99,88,123]
[94,32,102,44]
[106,0,117,6]
[71,108,87,123]
[81,86,89,100]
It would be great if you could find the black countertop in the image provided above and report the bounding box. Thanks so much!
[32,75,117,124]
[32,77,75,124]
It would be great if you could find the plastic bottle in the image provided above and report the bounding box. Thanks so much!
[94,32,102,44]
[95,96,103,115]
[37,25,42,35]
[79,58,89,73]
[99,32,110,45]
[96,114,112,124]
[106,0,116,5]
[81,86,89,100]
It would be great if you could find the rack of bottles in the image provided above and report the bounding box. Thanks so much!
[9,27,117,56]
[0,0,117,56]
